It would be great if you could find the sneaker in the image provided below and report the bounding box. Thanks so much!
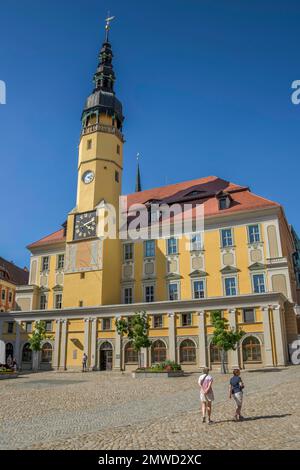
[207,419,213,425]
[202,417,206,423]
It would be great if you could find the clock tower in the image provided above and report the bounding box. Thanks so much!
[63,18,124,307]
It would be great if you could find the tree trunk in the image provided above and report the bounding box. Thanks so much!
[138,350,141,369]
[221,349,227,374]
[32,350,40,372]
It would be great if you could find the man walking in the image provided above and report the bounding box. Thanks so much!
[82,352,88,372]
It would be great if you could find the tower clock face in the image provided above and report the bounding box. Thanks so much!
[74,211,97,240]
[82,170,95,184]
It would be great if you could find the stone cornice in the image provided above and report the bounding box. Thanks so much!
[3,292,289,321]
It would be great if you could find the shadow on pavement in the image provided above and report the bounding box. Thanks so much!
[214,413,291,424]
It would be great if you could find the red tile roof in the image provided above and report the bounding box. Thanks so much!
[0,257,29,285]
[27,176,280,249]
[27,228,66,249]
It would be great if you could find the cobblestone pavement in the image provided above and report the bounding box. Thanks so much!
[1,366,299,450]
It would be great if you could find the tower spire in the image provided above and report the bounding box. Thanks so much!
[104,14,115,42]
[135,153,142,192]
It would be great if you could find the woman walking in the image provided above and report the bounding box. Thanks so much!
[198,367,214,424]
[229,368,245,421]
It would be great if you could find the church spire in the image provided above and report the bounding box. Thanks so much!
[135,153,142,192]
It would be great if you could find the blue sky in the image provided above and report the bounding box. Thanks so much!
[1,0,300,267]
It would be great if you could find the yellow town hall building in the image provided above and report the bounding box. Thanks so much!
[1,23,299,372]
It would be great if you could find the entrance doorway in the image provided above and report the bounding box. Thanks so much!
[99,342,113,371]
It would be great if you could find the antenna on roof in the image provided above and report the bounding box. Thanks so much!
[135,152,142,192]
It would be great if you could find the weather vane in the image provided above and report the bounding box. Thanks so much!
[136,152,141,162]
[105,13,115,42]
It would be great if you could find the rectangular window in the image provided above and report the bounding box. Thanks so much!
[102,318,111,330]
[45,321,52,332]
[117,144,120,155]
[243,309,255,323]
[115,170,119,182]
[1,289,6,301]
[124,287,133,304]
[248,224,261,244]
[252,274,266,293]
[26,322,32,333]
[87,139,92,150]
[80,272,85,279]
[40,294,47,310]
[224,277,237,296]
[145,285,154,302]
[167,238,178,255]
[221,229,233,247]
[42,256,49,272]
[219,197,229,210]
[193,280,205,299]
[144,240,155,258]
[124,243,133,261]
[153,315,163,328]
[169,282,179,301]
[190,233,202,251]
[57,254,65,270]
[55,294,62,309]
[79,300,83,307]
[8,291,12,303]
[7,322,14,334]
[182,313,192,326]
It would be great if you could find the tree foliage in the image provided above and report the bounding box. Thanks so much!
[211,311,245,373]
[29,321,48,352]
[116,311,151,367]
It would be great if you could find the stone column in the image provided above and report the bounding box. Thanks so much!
[228,309,240,369]
[168,313,176,362]
[198,310,208,368]
[84,318,90,368]
[0,320,5,364]
[15,321,21,368]
[140,347,149,368]
[272,305,286,366]
[53,319,61,370]
[262,306,274,367]
[59,319,67,370]
[90,318,97,370]
[113,315,122,371]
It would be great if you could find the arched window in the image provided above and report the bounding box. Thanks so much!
[151,340,167,363]
[180,339,196,363]
[5,343,14,362]
[210,343,228,364]
[41,342,53,363]
[22,343,32,362]
[242,336,262,362]
[124,342,138,364]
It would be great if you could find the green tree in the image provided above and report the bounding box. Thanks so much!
[116,311,151,369]
[29,321,49,371]
[211,311,245,374]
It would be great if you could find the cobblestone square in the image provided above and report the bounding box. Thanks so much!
[1,366,299,450]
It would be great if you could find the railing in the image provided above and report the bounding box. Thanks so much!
[81,123,124,142]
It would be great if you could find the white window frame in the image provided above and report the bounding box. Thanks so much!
[56,254,65,270]
[54,293,63,309]
[166,238,178,255]
[123,243,134,262]
[39,294,47,310]
[251,273,266,294]
[248,224,261,244]
[153,314,163,328]
[1,289,6,301]
[223,276,238,296]
[243,308,256,323]
[192,278,206,299]
[102,317,112,331]
[144,284,155,303]
[123,286,133,304]
[25,322,32,333]
[45,320,53,332]
[220,228,234,248]
[144,240,155,258]
[168,281,180,301]
[181,312,192,327]
[41,256,49,272]
[190,233,202,252]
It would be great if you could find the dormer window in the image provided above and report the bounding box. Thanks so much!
[217,191,232,210]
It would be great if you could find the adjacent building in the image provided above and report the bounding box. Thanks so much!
[1,24,299,371]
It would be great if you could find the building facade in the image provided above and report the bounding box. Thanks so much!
[1,25,299,371]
